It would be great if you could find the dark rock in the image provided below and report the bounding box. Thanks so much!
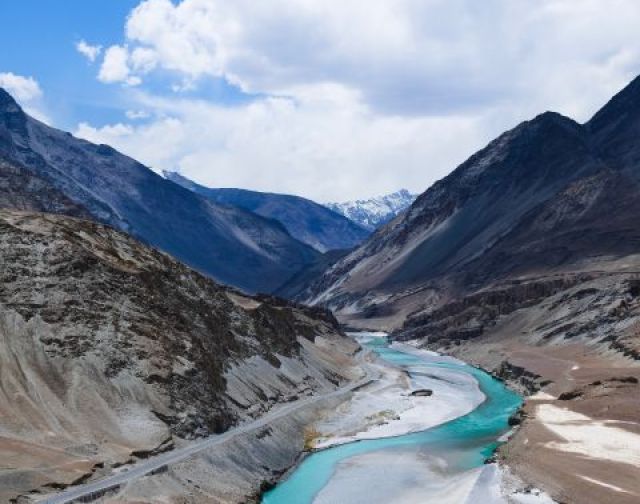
[508,409,525,426]
[612,376,638,384]
[558,390,583,401]
[410,389,433,397]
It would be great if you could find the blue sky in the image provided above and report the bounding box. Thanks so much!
[0,1,140,128]
[2,1,640,201]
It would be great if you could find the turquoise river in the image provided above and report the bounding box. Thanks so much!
[263,333,522,503]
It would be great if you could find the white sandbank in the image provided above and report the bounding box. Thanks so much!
[313,455,554,504]
[312,344,484,449]
[537,403,640,467]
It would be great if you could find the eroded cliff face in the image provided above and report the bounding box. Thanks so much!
[0,210,360,502]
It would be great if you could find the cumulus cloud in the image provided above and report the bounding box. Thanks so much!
[98,45,141,86]
[0,72,42,101]
[75,87,488,200]
[76,40,102,62]
[115,0,640,118]
[83,0,640,199]
[0,72,50,123]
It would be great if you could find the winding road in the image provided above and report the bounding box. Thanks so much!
[38,357,376,504]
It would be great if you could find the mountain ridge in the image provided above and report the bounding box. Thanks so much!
[300,76,640,325]
[164,170,369,253]
[0,87,319,293]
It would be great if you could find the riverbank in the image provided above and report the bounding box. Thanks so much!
[441,335,640,504]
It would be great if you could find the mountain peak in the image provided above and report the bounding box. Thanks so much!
[588,74,640,128]
[325,190,417,231]
[587,73,640,163]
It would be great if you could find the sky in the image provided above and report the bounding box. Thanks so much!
[1,0,640,201]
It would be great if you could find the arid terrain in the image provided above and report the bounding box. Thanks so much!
[0,210,362,503]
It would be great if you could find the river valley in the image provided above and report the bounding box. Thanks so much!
[263,333,550,504]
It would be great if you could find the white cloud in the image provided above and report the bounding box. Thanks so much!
[125,109,150,120]
[0,72,50,123]
[0,72,42,101]
[117,0,640,119]
[75,87,488,201]
[98,45,141,86]
[130,47,158,73]
[82,0,640,200]
[76,40,102,62]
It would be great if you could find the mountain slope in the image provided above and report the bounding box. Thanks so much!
[0,88,318,293]
[0,209,360,502]
[274,248,351,300]
[302,76,640,327]
[164,171,370,253]
[325,189,417,231]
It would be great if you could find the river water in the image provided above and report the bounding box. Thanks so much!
[263,333,522,503]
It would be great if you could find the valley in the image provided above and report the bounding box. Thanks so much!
[1,60,640,504]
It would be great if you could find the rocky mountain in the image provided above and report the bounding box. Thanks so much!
[0,209,360,502]
[302,76,640,329]
[164,171,370,253]
[324,189,417,231]
[0,88,319,293]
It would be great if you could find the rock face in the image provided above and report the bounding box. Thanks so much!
[302,75,640,331]
[165,171,370,253]
[325,189,417,231]
[0,88,319,293]
[0,209,360,502]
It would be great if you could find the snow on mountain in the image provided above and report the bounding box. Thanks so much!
[325,189,417,231]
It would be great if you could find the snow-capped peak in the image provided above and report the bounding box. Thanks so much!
[325,189,417,231]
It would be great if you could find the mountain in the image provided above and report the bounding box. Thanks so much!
[0,209,360,502]
[0,88,319,293]
[300,76,640,504]
[302,81,640,326]
[164,171,370,253]
[324,189,417,231]
[274,248,351,300]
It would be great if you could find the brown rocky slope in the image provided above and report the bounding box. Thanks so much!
[0,209,360,503]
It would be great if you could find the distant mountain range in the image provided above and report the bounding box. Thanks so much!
[324,189,417,231]
[164,171,370,253]
[0,87,319,293]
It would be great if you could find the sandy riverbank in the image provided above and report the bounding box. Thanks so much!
[447,335,640,504]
